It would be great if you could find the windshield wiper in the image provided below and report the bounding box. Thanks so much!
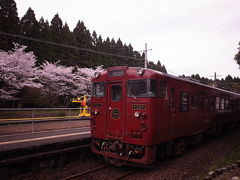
[128,90,136,99]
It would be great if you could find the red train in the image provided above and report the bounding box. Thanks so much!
[90,66,240,165]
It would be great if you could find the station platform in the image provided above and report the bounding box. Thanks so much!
[0,127,91,153]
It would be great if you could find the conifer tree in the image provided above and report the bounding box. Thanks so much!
[92,30,97,47]
[0,0,19,50]
[37,17,51,64]
[49,13,64,62]
[102,37,112,68]
[234,42,240,68]
[19,8,40,53]
[94,35,104,66]
[73,21,93,67]
[61,23,77,65]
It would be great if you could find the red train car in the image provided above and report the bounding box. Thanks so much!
[91,66,240,165]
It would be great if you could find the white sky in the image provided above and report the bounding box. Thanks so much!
[15,0,240,79]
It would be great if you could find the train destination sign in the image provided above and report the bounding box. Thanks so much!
[132,104,146,110]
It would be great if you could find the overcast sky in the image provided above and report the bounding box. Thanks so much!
[15,0,240,79]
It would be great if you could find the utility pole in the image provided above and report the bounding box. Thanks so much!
[214,72,217,87]
[140,43,152,68]
[210,72,221,88]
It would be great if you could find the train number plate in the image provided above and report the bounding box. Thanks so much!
[132,104,146,110]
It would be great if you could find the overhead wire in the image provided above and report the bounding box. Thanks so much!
[0,31,144,62]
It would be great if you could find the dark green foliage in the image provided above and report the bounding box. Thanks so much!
[180,74,240,93]
[148,60,167,73]
[61,23,77,65]
[0,0,166,70]
[0,0,19,50]
[234,41,240,68]
[48,14,64,62]
[37,17,51,64]
[73,20,93,67]
[218,76,240,93]
[19,8,40,54]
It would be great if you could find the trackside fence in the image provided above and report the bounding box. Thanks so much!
[0,108,91,135]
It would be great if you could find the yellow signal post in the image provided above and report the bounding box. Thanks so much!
[72,95,91,117]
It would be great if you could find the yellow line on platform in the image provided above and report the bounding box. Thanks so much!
[0,131,91,145]
[0,116,82,122]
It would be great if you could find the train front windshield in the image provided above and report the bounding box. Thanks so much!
[92,82,105,97]
[127,79,157,97]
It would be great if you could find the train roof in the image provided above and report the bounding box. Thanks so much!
[98,66,240,97]
[149,68,240,97]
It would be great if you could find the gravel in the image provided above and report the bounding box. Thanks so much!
[11,128,240,180]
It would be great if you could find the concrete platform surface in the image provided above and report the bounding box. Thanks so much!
[0,127,91,152]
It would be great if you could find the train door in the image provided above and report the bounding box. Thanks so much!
[169,87,176,134]
[106,82,125,139]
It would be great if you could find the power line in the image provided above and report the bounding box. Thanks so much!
[0,31,144,62]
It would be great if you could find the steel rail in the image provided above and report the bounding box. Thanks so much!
[0,144,90,166]
[113,170,137,180]
[60,164,109,180]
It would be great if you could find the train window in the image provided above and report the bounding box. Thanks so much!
[191,95,198,107]
[128,79,147,97]
[180,91,189,112]
[92,82,105,97]
[111,85,122,101]
[159,81,167,98]
[215,97,220,110]
[225,99,229,110]
[238,99,240,110]
[127,79,157,97]
[204,97,209,110]
[220,98,225,110]
[149,80,157,97]
[210,96,215,111]
[199,92,204,109]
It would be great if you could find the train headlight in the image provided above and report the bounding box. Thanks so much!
[137,68,145,76]
[134,111,140,118]
[94,72,100,78]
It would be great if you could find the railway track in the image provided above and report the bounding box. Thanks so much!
[60,164,137,180]
[0,137,91,179]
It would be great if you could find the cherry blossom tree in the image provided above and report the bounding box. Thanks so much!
[0,43,103,104]
[0,44,42,100]
[37,61,103,97]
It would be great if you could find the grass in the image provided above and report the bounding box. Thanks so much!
[199,143,240,180]
[210,144,240,169]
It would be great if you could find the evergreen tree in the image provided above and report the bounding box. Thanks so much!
[37,17,51,64]
[102,37,112,68]
[0,0,19,50]
[127,44,134,57]
[91,30,100,66]
[93,35,105,66]
[19,8,40,53]
[61,23,77,65]
[225,75,233,82]
[115,38,125,65]
[234,41,240,68]
[49,13,64,62]
[110,38,117,66]
[92,30,97,47]
[0,0,167,72]
[73,20,93,67]
[162,65,167,73]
